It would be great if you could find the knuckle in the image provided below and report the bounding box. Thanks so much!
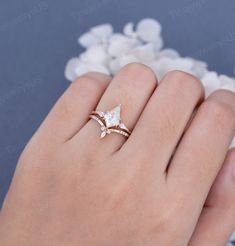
[164,70,204,98]
[209,89,235,111]
[121,62,157,87]
[208,90,235,116]
[202,98,235,130]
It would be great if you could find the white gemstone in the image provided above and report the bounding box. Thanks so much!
[104,105,121,128]
[119,122,128,131]
[99,112,105,117]
[100,131,106,138]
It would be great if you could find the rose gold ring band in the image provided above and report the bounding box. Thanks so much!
[89,105,131,139]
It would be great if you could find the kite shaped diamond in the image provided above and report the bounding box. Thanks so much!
[103,105,121,128]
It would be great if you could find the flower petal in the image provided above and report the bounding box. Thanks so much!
[123,22,135,37]
[219,75,235,92]
[78,32,100,48]
[158,49,180,59]
[136,18,162,42]
[91,24,113,40]
[129,43,156,62]
[201,72,221,97]
[65,57,80,81]
[108,34,138,57]
[84,45,109,65]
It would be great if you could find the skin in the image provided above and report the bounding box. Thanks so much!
[0,63,235,245]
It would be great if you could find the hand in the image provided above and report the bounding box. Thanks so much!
[0,63,235,246]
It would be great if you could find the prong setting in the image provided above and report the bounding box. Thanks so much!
[90,105,131,139]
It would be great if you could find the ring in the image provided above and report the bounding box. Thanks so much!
[89,105,131,138]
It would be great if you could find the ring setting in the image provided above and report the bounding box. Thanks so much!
[89,105,131,138]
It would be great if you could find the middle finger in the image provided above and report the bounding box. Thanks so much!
[122,71,204,175]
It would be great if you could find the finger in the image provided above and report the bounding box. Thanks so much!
[122,70,204,174]
[72,63,157,155]
[168,90,235,219]
[189,148,235,246]
[31,72,111,145]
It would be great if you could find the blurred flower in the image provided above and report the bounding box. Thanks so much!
[66,19,235,89]
[78,24,113,48]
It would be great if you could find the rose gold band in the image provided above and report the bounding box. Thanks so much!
[89,114,131,138]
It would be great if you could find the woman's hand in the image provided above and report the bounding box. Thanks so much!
[0,63,235,246]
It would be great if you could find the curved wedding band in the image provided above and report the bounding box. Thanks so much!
[89,105,131,138]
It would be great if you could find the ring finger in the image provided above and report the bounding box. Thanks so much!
[71,63,157,155]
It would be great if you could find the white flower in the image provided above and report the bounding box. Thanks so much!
[231,137,235,148]
[151,57,194,80]
[109,59,121,75]
[65,57,110,80]
[78,32,100,48]
[65,18,235,105]
[228,231,235,245]
[123,22,136,37]
[219,75,235,92]
[82,45,109,65]
[108,34,138,57]
[109,55,140,75]
[136,18,162,42]
[129,43,156,63]
[118,55,140,67]
[230,230,235,240]
[90,24,113,40]
[201,72,221,97]
[65,57,80,81]
[190,60,208,79]
[157,49,180,59]
[78,24,113,48]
